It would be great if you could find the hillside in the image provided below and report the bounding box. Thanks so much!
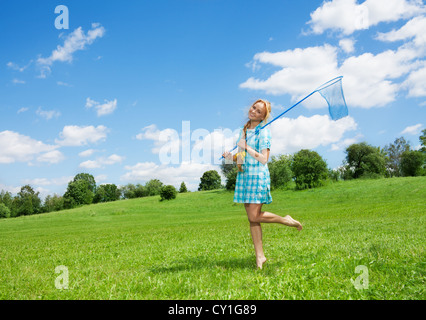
[0,177,424,300]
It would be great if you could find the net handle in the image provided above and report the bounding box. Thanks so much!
[219,76,344,160]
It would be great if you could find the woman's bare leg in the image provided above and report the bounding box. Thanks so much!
[249,222,267,269]
[245,204,267,269]
[261,211,303,231]
[245,204,303,269]
[245,204,302,230]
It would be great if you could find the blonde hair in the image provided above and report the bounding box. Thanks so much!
[237,99,271,172]
[242,99,272,139]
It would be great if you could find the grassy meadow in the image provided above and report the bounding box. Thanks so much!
[0,177,424,300]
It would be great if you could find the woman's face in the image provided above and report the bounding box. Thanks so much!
[248,101,266,122]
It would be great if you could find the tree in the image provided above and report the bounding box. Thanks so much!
[63,179,94,208]
[160,185,177,201]
[344,142,386,179]
[0,203,11,219]
[0,190,13,211]
[43,194,64,213]
[145,179,163,196]
[120,183,148,199]
[14,185,42,216]
[220,160,238,191]
[198,170,221,191]
[120,183,136,199]
[268,154,293,189]
[384,137,410,177]
[420,129,426,153]
[179,182,188,193]
[73,173,96,193]
[291,150,328,190]
[400,150,425,176]
[224,168,238,191]
[93,184,121,203]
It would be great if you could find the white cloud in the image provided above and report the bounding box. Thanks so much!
[79,154,124,169]
[85,97,117,116]
[0,130,57,164]
[240,44,339,102]
[22,176,73,187]
[95,174,108,183]
[308,0,425,35]
[57,81,72,87]
[17,107,29,114]
[269,115,358,155]
[7,60,32,72]
[136,124,181,154]
[37,23,105,78]
[0,183,21,195]
[339,38,356,53]
[330,134,364,151]
[78,149,98,157]
[55,125,109,146]
[240,40,423,108]
[339,47,419,107]
[402,62,426,97]
[12,79,25,84]
[376,15,426,48]
[401,123,423,135]
[36,107,61,120]
[37,150,65,164]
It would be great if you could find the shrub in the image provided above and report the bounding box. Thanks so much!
[160,185,177,201]
[345,142,386,179]
[0,203,11,218]
[268,154,293,189]
[93,184,121,203]
[198,170,221,191]
[400,150,425,177]
[179,182,188,193]
[291,149,328,190]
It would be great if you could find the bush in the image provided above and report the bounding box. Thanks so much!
[291,149,328,190]
[63,180,94,209]
[198,170,221,191]
[160,185,177,201]
[224,168,238,191]
[93,184,121,203]
[0,203,11,218]
[43,194,64,212]
[400,150,425,176]
[15,185,42,216]
[145,179,164,196]
[179,182,188,193]
[268,154,293,189]
[345,142,386,179]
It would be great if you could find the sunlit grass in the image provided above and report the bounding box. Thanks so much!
[0,177,424,299]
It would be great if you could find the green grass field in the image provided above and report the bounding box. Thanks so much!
[0,177,424,300]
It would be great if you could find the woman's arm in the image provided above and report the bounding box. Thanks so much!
[237,139,270,165]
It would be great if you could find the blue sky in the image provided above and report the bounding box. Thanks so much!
[1,0,425,195]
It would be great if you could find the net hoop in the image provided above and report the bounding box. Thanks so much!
[315,76,343,92]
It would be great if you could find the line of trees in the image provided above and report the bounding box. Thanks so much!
[221,130,426,191]
[0,174,189,219]
[1,130,425,219]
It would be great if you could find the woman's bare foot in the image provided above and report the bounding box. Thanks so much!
[284,215,303,231]
[256,256,267,269]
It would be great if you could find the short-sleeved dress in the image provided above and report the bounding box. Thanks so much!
[233,123,272,204]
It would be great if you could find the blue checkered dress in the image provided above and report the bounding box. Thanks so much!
[233,124,272,204]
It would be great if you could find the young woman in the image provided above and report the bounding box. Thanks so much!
[222,99,302,269]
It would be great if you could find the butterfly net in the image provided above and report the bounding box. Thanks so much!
[316,76,348,120]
